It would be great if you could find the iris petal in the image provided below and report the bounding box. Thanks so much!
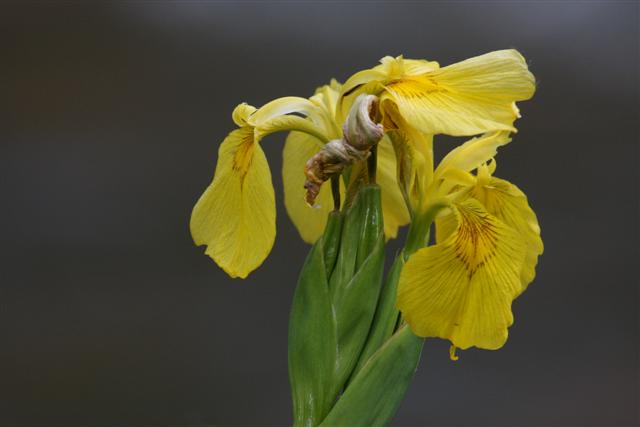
[382,50,535,136]
[398,198,527,350]
[191,127,276,278]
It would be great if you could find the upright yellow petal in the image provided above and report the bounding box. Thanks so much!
[382,49,535,136]
[424,131,511,209]
[283,131,342,243]
[377,136,410,239]
[398,199,527,350]
[190,127,275,278]
[436,131,511,179]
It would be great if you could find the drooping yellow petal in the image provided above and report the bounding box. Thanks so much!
[468,175,543,290]
[436,162,543,290]
[382,50,535,136]
[190,127,275,278]
[377,136,410,239]
[398,198,527,350]
[282,131,343,243]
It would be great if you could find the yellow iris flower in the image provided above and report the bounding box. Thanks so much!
[191,50,541,357]
[397,131,543,354]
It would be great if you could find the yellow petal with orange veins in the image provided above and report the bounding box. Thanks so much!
[469,177,543,291]
[190,127,275,278]
[282,131,343,244]
[398,198,527,350]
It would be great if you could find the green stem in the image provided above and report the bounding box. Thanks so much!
[331,176,341,211]
[403,203,446,259]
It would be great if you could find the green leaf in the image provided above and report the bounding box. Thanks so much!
[319,326,425,427]
[288,214,343,427]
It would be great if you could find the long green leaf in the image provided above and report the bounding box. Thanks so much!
[319,326,424,427]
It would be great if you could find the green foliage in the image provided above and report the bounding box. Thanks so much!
[288,213,342,427]
[289,184,425,427]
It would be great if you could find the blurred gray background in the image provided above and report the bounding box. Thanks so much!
[1,2,638,426]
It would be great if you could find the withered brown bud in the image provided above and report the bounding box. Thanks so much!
[303,94,384,206]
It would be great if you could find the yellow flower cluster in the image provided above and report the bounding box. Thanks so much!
[190,49,543,353]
